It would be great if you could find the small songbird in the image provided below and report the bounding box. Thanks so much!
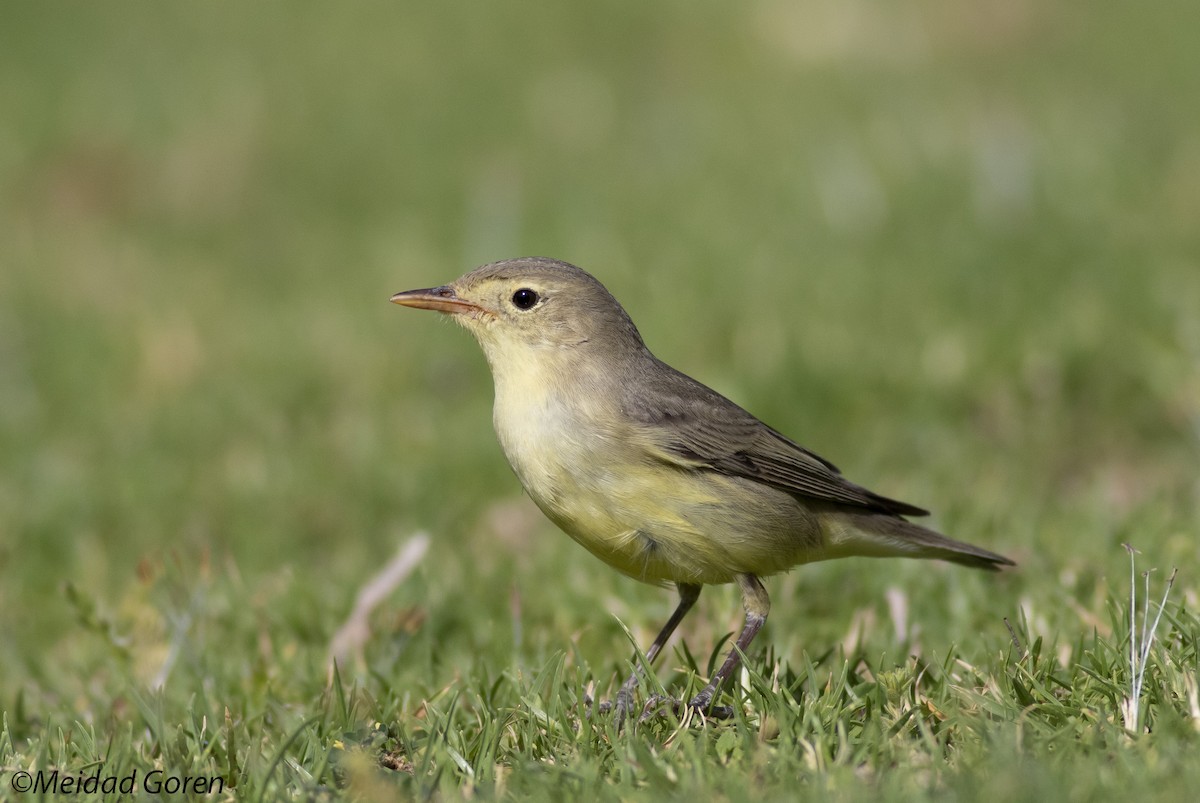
[391,257,1013,721]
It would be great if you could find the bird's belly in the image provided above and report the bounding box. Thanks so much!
[492,380,828,585]
[540,469,709,585]
[496,418,670,580]
[499,416,824,584]
[547,465,829,585]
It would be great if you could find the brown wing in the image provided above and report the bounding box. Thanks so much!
[624,360,929,517]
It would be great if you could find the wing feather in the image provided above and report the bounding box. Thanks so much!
[624,361,929,518]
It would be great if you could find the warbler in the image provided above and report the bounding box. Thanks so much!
[391,257,1013,720]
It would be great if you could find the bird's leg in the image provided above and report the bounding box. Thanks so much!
[686,573,769,717]
[600,582,701,724]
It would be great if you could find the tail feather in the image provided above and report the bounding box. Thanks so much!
[829,512,1016,571]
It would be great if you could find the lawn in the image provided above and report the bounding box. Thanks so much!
[2,2,1198,800]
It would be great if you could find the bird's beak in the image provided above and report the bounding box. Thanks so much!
[389,285,481,315]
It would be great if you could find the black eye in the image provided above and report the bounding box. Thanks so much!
[511,288,539,310]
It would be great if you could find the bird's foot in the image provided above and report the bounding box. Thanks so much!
[587,685,639,728]
[638,688,736,723]
[588,684,736,726]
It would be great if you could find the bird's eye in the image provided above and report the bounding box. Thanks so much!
[511,288,539,310]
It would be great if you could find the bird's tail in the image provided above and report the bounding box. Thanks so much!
[824,511,1015,571]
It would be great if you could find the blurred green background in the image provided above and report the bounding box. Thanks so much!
[1,0,1197,787]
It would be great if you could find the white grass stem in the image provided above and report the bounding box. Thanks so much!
[1120,544,1178,734]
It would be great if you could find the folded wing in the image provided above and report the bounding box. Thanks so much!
[625,360,929,518]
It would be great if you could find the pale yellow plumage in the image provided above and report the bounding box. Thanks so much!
[392,256,1013,720]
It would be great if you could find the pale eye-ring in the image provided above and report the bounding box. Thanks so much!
[511,288,539,310]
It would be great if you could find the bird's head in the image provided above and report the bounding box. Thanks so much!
[391,257,645,365]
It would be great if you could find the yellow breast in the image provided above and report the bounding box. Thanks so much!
[483,343,823,585]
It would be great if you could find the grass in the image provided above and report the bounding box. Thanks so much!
[2,1,1198,800]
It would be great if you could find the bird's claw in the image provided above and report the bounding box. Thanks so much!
[588,687,638,727]
[637,692,737,723]
[589,685,737,726]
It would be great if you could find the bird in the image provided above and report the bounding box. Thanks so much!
[391,256,1014,721]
